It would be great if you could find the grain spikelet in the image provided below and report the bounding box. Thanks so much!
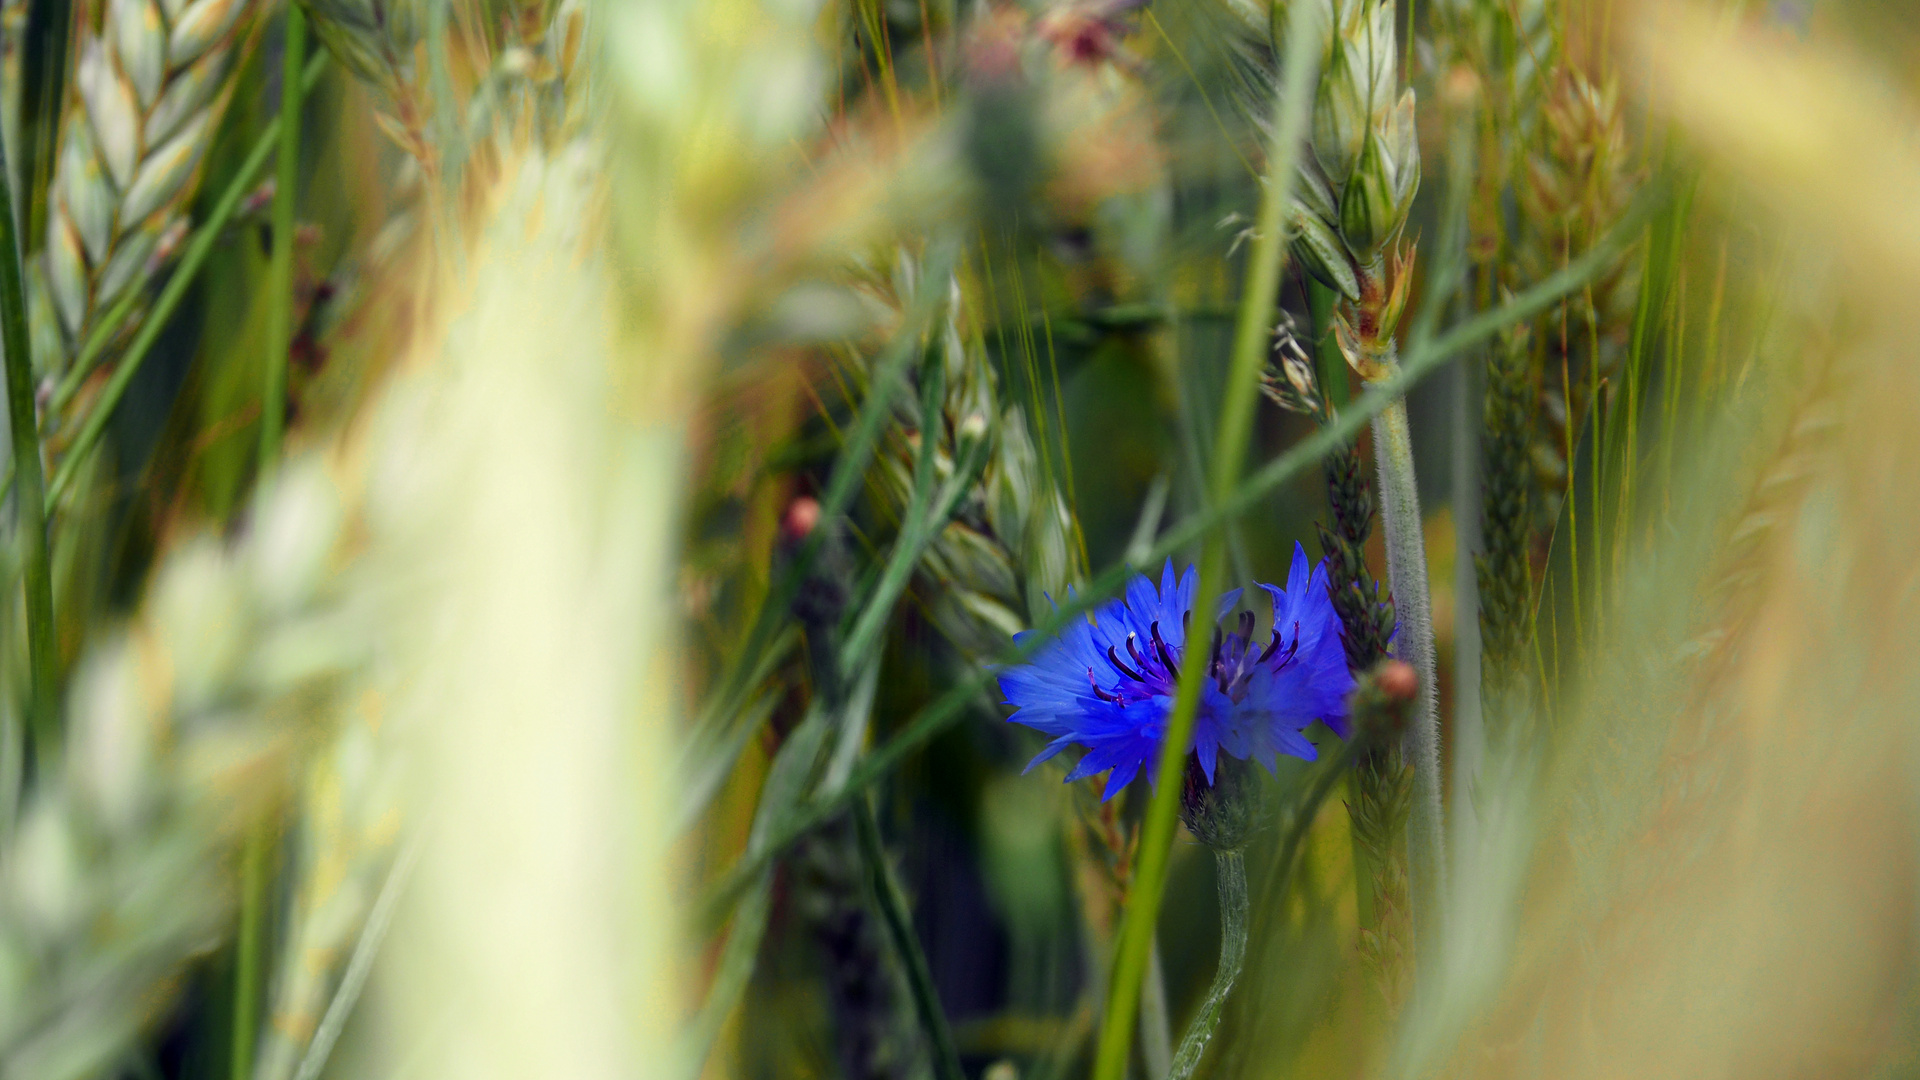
[0,457,361,1078]
[43,0,257,353]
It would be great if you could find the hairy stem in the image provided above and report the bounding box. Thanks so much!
[1167,851,1248,1080]
[261,4,307,471]
[1366,359,1445,947]
[0,111,54,751]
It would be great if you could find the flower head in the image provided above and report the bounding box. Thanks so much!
[998,544,1354,800]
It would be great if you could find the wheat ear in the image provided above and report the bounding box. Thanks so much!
[43,0,257,355]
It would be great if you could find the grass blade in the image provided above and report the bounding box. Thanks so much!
[0,97,57,753]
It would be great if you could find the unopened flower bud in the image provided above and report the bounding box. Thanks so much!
[782,496,822,544]
[1348,659,1418,744]
[1180,754,1267,851]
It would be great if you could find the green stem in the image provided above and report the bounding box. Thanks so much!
[854,794,965,1080]
[693,190,1660,932]
[1366,378,1444,946]
[1166,850,1247,1080]
[44,52,330,510]
[1168,736,1374,1079]
[260,5,307,471]
[0,104,57,753]
[1090,7,1321,1078]
[1139,938,1173,1080]
[232,824,271,1080]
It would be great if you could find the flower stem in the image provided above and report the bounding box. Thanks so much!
[260,4,307,472]
[1366,356,1445,946]
[1166,850,1247,1080]
[1089,7,1321,1080]
[0,105,57,754]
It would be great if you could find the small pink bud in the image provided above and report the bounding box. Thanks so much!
[782,497,821,544]
[1377,660,1417,703]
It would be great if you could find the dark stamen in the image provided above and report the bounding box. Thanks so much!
[1107,646,1145,682]
[1126,632,1151,674]
[1151,621,1180,674]
[1087,668,1118,703]
[1258,619,1302,664]
[1238,611,1255,641]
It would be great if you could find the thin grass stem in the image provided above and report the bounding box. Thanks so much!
[0,107,56,751]
[839,342,944,672]
[291,836,423,1080]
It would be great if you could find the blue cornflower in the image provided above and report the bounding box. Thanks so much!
[998,544,1354,801]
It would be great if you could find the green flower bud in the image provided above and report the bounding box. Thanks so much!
[1180,755,1268,851]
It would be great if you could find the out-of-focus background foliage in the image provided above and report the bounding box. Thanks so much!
[0,0,1918,1078]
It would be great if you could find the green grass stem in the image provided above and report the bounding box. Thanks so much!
[1368,391,1444,940]
[0,108,58,754]
[290,836,421,1080]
